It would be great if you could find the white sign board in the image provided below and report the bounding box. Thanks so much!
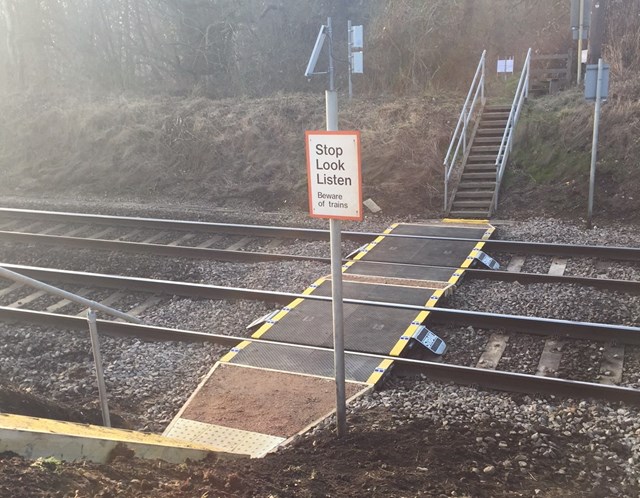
[352,25,364,49]
[306,131,362,221]
[352,51,364,74]
[497,58,514,73]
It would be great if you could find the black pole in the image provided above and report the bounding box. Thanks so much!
[587,0,608,65]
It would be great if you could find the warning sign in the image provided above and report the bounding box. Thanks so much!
[306,131,362,221]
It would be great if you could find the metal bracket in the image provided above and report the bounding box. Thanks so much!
[246,310,280,330]
[346,244,369,259]
[473,250,500,270]
[412,326,447,355]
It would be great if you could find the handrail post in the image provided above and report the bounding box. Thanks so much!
[481,53,486,105]
[444,178,448,212]
[525,51,530,100]
[462,108,467,156]
[87,309,111,428]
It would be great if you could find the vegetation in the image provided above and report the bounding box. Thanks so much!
[0,0,638,219]
[0,1,567,97]
[500,0,640,219]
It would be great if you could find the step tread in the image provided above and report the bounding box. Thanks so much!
[455,190,495,198]
[465,163,498,169]
[458,181,497,188]
[470,145,500,151]
[452,200,493,208]
[477,127,507,133]
[468,155,498,163]
[473,137,503,144]
[462,172,497,179]
[479,120,508,127]
[449,210,491,218]
[477,128,507,136]
[482,112,510,119]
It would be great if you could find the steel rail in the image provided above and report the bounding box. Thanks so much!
[0,207,340,241]
[0,231,330,264]
[0,306,638,405]
[465,268,640,293]
[3,226,640,267]
[5,261,640,307]
[3,230,640,298]
[3,263,640,345]
[2,207,640,261]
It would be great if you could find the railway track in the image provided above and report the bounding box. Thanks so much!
[2,207,640,408]
[2,262,640,405]
[1,207,640,264]
[442,252,640,390]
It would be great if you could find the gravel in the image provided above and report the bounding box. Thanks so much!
[297,377,640,498]
[496,217,640,247]
[303,379,640,496]
[444,280,640,327]
[2,199,640,490]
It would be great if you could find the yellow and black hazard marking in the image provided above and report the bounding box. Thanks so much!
[363,220,496,386]
[351,223,398,261]
[248,276,327,340]
[384,286,450,359]
[219,340,252,363]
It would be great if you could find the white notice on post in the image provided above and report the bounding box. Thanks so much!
[306,131,362,221]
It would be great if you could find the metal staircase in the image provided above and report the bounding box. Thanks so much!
[444,49,532,219]
[449,105,509,218]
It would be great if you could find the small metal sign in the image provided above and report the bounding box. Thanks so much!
[352,25,364,49]
[585,63,609,101]
[497,58,514,73]
[352,52,364,74]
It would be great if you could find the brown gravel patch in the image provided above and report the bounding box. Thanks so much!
[180,363,367,437]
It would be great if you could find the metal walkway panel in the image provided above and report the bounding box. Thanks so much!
[315,279,434,304]
[393,223,491,238]
[226,342,381,383]
[357,222,493,267]
[344,261,455,283]
[252,280,439,354]
[167,219,495,457]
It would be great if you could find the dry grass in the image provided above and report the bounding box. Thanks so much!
[505,78,640,219]
[0,93,460,212]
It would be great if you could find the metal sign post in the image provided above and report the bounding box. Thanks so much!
[586,58,605,228]
[304,17,363,437]
[347,21,364,100]
[348,20,353,99]
[577,0,585,84]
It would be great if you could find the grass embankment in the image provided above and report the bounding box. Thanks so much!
[0,93,460,215]
[502,85,640,221]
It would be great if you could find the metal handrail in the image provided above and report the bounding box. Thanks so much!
[443,50,486,211]
[0,264,141,427]
[493,48,532,213]
[0,266,141,323]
